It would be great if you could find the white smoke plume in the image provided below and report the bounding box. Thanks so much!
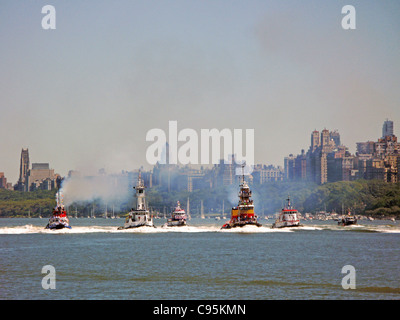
[55,188,65,207]
[61,173,132,207]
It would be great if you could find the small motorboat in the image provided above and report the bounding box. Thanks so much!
[338,212,357,226]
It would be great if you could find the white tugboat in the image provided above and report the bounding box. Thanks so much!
[163,201,187,227]
[221,165,262,229]
[118,172,155,230]
[272,196,301,228]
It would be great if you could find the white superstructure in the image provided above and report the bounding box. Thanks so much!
[118,172,155,229]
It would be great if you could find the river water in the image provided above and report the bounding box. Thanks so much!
[0,218,399,300]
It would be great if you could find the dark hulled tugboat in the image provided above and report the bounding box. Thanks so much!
[338,211,357,226]
[45,187,71,230]
[221,165,262,229]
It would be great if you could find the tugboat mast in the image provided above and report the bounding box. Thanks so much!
[241,163,245,186]
[134,172,147,211]
[286,195,292,210]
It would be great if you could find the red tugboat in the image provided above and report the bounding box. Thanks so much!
[221,165,262,229]
[163,201,187,227]
[45,188,71,230]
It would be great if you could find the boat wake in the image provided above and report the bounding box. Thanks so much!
[0,223,398,234]
[0,224,290,234]
[220,225,294,233]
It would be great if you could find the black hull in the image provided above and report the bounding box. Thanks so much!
[45,224,71,230]
[338,218,357,226]
[272,224,303,229]
[164,221,187,227]
[339,221,357,226]
[221,221,262,229]
[117,224,156,230]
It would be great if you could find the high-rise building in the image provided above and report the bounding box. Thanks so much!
[25,163,55,191]
[286,128,352,184]
[316,152,328,184]
[330,130,341,147]
[294,150,307,181]
[311,130,320,152]
[15,148,29,191]
[284,154,296,181]
[183,169,206,192]
[327,147,354,182]
[0,172,12,190]
[356,120,399,182]
[252,164,284,183]
[375,135,399,156]
[0,172,7,189]
[321,129,331,149]
[382,119,394,138]
[356,141,375,155]
[216,155,236,187]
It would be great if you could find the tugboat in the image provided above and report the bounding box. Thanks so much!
[272,196,301,228]
[338,211,357,226]
[118,172,155,230]
[221,165,262,229]
[163,201,187,227]
[45,188,71,230]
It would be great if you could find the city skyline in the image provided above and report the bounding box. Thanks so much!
[1,1,400,183]
[4,118,398,190]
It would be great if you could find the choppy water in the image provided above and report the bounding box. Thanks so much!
[0,218,399,299]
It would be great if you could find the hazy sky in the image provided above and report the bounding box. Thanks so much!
[1,0,399,183]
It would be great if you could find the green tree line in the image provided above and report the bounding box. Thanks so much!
[0,189,56,217]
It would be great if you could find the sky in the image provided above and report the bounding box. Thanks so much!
[1,0,399,184]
